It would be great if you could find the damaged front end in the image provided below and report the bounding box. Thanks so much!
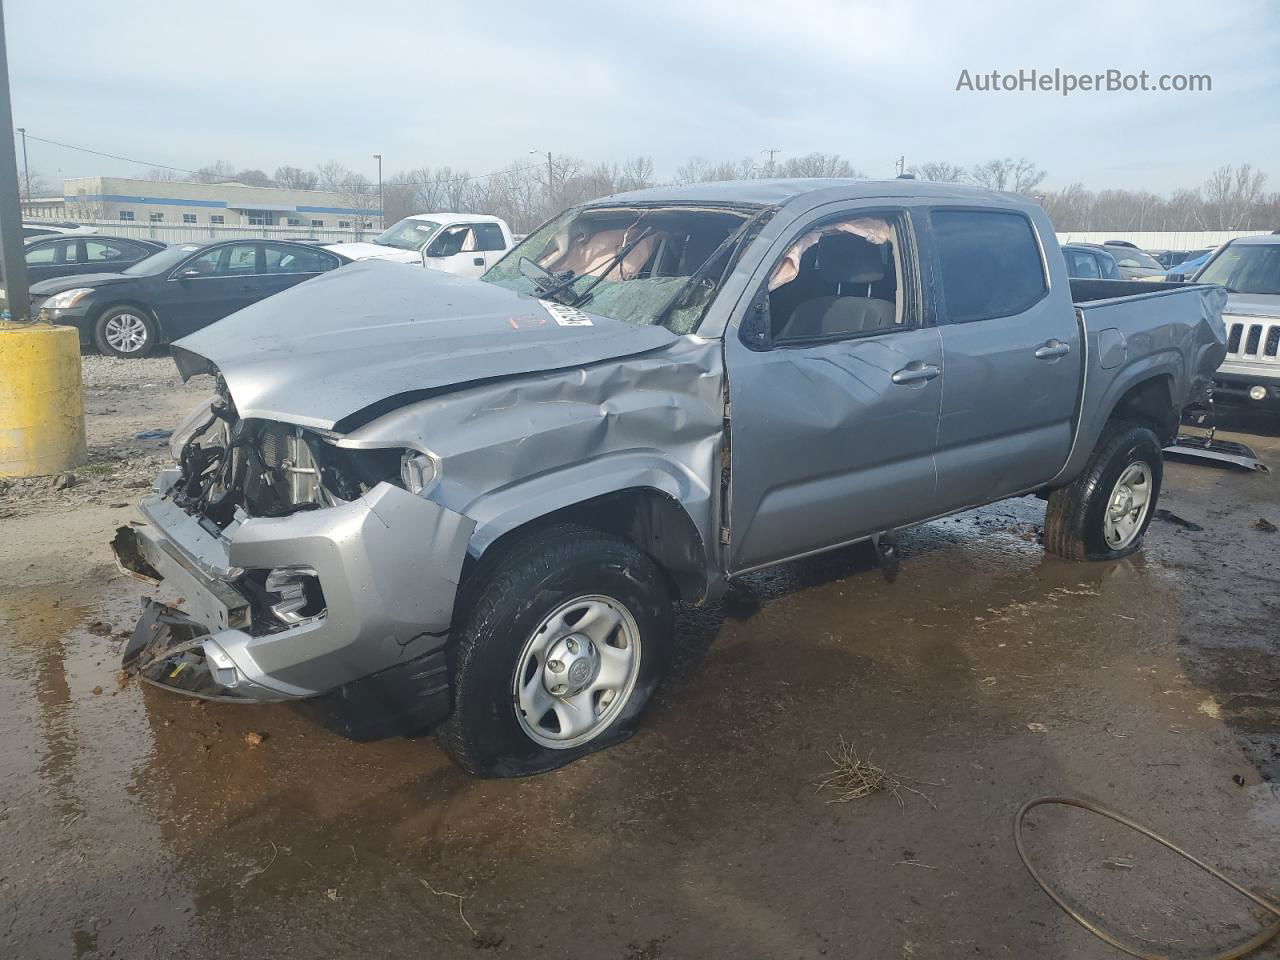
[113,378,475,738]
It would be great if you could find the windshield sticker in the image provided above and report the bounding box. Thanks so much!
[539,300,593,327]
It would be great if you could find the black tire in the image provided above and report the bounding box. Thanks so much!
[93,305,158,358]
[436,523,674,777]
[1044,420,1163,561]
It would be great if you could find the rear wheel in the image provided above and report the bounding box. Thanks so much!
[436,524,673,777]
[1044,421,1163,561]
[94,306,157,358]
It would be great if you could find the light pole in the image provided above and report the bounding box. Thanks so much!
[530,148,554,200]
[16,124,27,200]
[761,148,780,177]
[0,3,30,317]
[372,153,383,230]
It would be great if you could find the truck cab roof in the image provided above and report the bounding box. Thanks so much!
[597,177,1030,209]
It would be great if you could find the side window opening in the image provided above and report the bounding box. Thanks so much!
[430,225,473,258]
[766,215,906,344]
[472,222,507,252]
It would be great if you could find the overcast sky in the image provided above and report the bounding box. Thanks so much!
[9,0,1279,194]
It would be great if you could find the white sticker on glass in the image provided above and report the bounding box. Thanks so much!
[539,300,593,326]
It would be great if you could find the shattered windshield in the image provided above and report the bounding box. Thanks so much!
[374,218,442,251]
[481,203,766,334]
[1196,243,1280,295]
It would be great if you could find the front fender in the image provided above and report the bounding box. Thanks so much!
[463,451,715,560]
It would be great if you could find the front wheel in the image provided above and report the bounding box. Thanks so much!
[436,524,673,777]
[1044,421,1164,561]
[94,306,158,358]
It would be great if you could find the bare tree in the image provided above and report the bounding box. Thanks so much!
[143,167,186,182]
[315,161,355,193]
[274,165,320,190]
[908,160,969,183]
[234,168,273,188]
[781,152,863,178]
[193,160,239,184]
[970,157,1046,194]
[1203,164,1268,229]
[619,156,655,192]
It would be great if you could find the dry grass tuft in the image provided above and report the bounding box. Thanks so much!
[815,737,937,810]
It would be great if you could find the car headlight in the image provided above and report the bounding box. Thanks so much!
[44,288,94,309]
[400,450,439,494]
[169,398,222,458]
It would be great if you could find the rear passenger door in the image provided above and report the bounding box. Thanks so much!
[928,207,1079,513]
[83,238,154,273]
[260,243,342,299]
[25,237,81,282]
[726,203,944,572]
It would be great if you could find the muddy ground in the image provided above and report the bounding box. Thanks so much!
[2,358,1278,960]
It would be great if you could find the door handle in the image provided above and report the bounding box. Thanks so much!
[1034,339,1071,360]
[890,361,941,385]
[473,257,485,266]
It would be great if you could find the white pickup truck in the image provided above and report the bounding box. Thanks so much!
[325,213,514,279]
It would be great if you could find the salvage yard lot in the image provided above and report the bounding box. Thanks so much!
[1,358,1278,959]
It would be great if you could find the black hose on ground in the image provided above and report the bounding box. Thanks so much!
[1014,796,1280,960]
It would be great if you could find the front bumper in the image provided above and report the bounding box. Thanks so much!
[1213,371,1280,407]
[113,475,475,703]
[34,304,92,342]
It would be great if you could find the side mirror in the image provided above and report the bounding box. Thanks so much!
[178,268,201,280]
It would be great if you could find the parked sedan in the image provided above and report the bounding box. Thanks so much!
[1061,243,1122,280]
[12,235,166,286]
[1101,242,1165,279]
[31,239,350,357]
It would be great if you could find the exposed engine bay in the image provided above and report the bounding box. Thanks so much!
[170,378,401,529]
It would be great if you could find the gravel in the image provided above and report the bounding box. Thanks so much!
[1,355,211,515]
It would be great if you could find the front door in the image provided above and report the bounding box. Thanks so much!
[726,205,943,572]
[927,207,1079,512]
[160,242,263,337]
[424,224,490,278]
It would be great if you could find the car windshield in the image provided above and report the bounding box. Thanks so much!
[1110,247,1162,270]
[481,203,766,334]
[123,243,206,275]
[373,218,441,251]
[1195,243,1280,294]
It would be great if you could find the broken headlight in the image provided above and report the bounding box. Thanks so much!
[400,451,440,495]
[262,567,326,625]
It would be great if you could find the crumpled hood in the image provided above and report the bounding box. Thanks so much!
[323,241,420,263]
[171,259,678,431]
[30,272,131,295]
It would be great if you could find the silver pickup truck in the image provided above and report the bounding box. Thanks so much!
[112,179,1228,777]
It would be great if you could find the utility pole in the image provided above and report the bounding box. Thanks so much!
[546,151,554,198]
[16,123,27,200]
[0,2,30,319]
[373,153,383,230]
[895,155,906,177]
[762,148,781,177]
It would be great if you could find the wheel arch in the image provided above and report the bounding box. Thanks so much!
[1108,372,1179,443]
[466,484,711,604]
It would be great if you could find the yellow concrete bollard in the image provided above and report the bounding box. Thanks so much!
[0,321,88,478]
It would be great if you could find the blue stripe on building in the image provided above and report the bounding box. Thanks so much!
[65,195,379,216]
[296,204,381,216]
[66,194,229,208]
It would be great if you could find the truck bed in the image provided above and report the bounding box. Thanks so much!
[1049,278,1228,484]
